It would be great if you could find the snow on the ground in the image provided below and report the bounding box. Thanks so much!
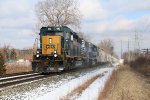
[1,67,100,100]
[36,67,114,100]
[6,59,31,66]
[77,69,113,100]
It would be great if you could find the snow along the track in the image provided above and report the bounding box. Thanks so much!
[76,69,113,100]
[36,67,114,100]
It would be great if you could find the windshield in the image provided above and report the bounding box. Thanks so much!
[55,32,63,37]
[43,32,63,36]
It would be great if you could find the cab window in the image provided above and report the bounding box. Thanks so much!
[55,32,63,37]
[66,33,70,39]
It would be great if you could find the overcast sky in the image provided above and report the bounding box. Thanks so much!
[0,0,150,56]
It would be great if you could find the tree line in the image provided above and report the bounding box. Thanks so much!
[0,44,33,75]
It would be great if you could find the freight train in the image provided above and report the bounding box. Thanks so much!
[32,26,99,73]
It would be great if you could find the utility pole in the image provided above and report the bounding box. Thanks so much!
[134,31,140,55]
[134,31,141,60]
[128,39,130,62]
[128,39,129,53]
[134,31,137,53]
[121,40,122,59]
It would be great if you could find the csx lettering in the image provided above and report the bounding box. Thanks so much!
[46,45,55,49]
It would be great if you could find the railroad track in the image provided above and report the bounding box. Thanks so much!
[0,69,76,89]
[0,73,47,89]
[0,64,104,90]
[0,68,84,90]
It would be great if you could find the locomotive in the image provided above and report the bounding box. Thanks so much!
[32,26,99,73]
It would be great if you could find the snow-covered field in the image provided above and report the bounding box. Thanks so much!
[0,66,114,100]
[36,67,114,100]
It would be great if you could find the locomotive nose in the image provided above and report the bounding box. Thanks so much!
[42,36,62,55]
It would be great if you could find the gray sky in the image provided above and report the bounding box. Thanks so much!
[0,0,150,57]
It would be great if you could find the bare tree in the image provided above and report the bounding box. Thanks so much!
[10,48,17,61]
[98,39,114,62]
[3,44,11,62]
[35,0,81,29]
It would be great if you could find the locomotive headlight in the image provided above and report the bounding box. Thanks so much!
[54,50,57,53]
[36,51,39,53]
[54,54,57,57]
[36,54,39,58]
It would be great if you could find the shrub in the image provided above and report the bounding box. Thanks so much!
[10,48,17,61]
[0,51,6,75]
[130,56,150,74]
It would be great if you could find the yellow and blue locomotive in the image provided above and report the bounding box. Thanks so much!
[32,26,98,73]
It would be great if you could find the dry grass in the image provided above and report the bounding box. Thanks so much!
[6,64,32,74]
[60,73,104,100]
[98,65,150,100]
[98,70,117,100]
